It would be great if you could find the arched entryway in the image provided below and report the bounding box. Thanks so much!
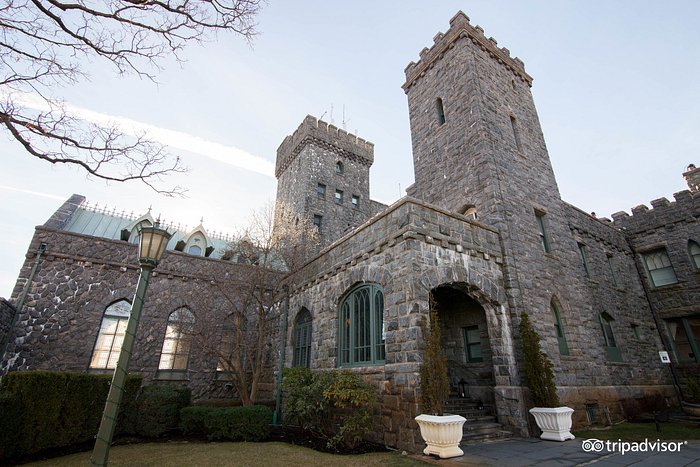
[432,284,495,406]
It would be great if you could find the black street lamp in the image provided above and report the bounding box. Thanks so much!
[90,222,172,466]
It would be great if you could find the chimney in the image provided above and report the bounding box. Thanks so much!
[684,164,699,192]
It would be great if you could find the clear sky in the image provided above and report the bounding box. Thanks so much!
[1,1,699,297]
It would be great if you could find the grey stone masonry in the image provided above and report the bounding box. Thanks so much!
[402,9,673,432]
[2,226,282,402]
[274,115,382,246]
[284,197,518,452]
[610,181,700,381]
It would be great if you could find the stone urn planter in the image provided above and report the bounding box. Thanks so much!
[681,401,700,417]
[415,414,467,459]
[529,407,575,441]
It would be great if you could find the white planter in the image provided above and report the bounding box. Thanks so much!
[414,414,466,459]
[529,407,575,441]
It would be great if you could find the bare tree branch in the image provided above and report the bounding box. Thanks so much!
[0,0,262,195]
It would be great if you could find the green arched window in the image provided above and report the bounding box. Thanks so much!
[338,284,385,367]
[293,308,312,368]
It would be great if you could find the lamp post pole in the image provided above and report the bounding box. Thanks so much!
[90,224,171,466]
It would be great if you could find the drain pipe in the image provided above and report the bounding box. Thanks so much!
[273,284,290,425]
[0,242,47,361]
[624,236,683,403]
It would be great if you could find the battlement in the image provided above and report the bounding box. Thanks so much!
[610,190,698,232]
[402,11,532,91]
[611,163,699,230]
[275,115,374,178]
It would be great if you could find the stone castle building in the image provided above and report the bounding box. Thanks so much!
[1,11,699,452]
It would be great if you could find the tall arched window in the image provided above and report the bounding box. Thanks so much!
[338,284,385,367]
[689,240,700,270]
[158,308,195,377]
[89,300,131,370]
[599,312,622,362]
[551,299,569,355]
[293,308,313,368]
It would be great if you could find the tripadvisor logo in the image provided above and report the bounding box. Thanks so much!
[582,439,688,456]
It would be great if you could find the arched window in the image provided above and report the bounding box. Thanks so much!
[188,244,202,256]
[338,284,385,367]
[689,241,700,270]
[436,98,446,125]
[89,300,131,370]
[551,300,569,355]
[599,312,622,361]
[335,161,344,174]
[293,308,313,368]
[158,308,195,377]
[642,248,677,287]
[216,317,234,377]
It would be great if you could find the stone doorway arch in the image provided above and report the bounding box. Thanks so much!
[432,284,494,405]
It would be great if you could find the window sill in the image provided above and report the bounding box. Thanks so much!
[650,281,683,291]
[87,368,114,374]
[155,370,189,381]
[544,253,560,261]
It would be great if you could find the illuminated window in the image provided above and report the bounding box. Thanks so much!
[158,308,195,376]
[89,300,131,370]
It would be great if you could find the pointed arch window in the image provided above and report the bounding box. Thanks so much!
[89,300,131,370]
[338,284,385,367]
[599,312,622,361]
[158,308,195,378]
[551,300,569,355]
[293,308,313,368]
[642,248,677,287]
[689,241,700,270]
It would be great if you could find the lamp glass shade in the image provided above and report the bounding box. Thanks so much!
[138,224,172,267]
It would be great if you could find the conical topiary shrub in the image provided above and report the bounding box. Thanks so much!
[419,292,451,415]
[520,312,559,407]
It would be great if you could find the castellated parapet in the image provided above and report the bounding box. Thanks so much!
[275,115,374,178]
[402,10,532,91]
[611,163,699,232]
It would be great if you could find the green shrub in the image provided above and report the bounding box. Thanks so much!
[180,406,216,437]
[0,371,141,462]
[136,384,191,437]
[281,368,376,450]
[0,392,23,460]
[180,405,272,441]
[520,313,560,407]
[685,377,700,403]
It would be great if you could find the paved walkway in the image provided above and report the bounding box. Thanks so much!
[413,438,700,466]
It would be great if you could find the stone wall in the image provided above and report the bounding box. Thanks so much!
[274,115,379,246]
[283,197,516,451]
[611,187,700,381]
[1,227,281,402]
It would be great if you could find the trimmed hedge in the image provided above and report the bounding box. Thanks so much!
[136,384,191,437]
[0,371,142,462]
[180,405,272,441]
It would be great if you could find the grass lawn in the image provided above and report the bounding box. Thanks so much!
[574,421,700,442]
[24,441,430,466]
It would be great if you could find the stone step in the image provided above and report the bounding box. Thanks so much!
[461,429,513,444]
[462,421,502,434]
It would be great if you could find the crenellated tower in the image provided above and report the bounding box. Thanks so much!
[403,11,562,229]
[274,115,379,246]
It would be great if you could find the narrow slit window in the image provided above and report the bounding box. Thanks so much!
[535,210,551,253]
[436,98,446,125]
[578,243,590,278]
[510,115,522,151]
